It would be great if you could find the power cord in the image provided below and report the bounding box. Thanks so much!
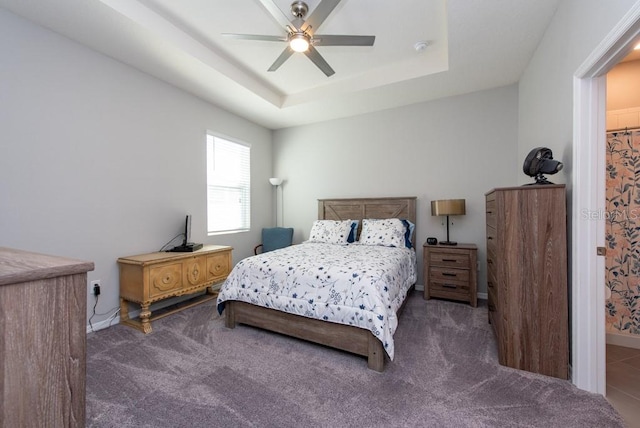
[159,233,186,252]
[88,294,99,333]
[88,292,120,333]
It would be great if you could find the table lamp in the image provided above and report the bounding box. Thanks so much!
[431,199,466,245]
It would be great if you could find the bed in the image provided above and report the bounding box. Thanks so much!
[217,197,417,371]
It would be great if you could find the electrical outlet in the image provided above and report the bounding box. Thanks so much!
[90,280,101,296]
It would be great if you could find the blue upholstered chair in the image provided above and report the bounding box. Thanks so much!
[254,227,294,255]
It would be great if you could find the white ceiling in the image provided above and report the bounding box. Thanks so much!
[1,0,563,130]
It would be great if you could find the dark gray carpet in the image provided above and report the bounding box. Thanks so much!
[86,291,624,427]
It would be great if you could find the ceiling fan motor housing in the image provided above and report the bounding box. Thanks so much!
[291,1,309,18]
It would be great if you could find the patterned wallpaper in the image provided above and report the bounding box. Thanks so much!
[605,129,640,336]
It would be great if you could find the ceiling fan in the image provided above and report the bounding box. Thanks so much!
[222,0,375,77]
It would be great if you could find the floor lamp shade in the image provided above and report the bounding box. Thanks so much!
[431,199,466,245]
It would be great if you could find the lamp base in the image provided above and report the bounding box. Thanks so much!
[439,241,458,246]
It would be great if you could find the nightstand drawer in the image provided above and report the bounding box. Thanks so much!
[429,282,471,303]
[430,279,470,294]
[429,252,470,269]
[430,266,470,283]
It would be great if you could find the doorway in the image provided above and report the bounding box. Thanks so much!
[573,5,640,395]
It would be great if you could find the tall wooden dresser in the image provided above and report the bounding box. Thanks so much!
[485,185,568,379]
[0,247,94,427]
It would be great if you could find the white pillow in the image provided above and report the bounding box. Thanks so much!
[359,218,407,248]
[308,220,353,244]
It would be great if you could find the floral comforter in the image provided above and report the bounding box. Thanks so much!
[217,242,417,359]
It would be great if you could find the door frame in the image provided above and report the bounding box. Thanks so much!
[572,3,640,394]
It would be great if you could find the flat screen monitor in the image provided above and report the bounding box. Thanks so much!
[168,215,203,252]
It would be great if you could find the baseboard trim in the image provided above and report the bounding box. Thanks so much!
[86,315,121,333]
[85,288,490,333]
[85,291,213,334]
[606,330,640,349]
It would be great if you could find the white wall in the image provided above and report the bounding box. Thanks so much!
[607,59,640,112]
[273,85,519,291]
[517,0,639,186]
[0,9,273,327]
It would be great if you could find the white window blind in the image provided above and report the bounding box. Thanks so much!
[206,133,250,234]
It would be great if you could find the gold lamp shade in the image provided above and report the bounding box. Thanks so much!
[431,199,466,216]
[431,199,466,245]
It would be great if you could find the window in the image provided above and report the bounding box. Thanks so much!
[206,133,250,234]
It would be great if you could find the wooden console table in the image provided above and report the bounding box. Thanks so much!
[118,245,232,334]
[0,247,94,427]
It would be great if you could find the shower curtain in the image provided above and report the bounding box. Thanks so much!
[606,128,640,335]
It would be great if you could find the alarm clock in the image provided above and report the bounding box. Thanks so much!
[426,237,438,245]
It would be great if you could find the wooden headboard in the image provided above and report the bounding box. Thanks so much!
[318,197,417,247]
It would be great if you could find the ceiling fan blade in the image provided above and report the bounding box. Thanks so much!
[268,47,294,72]
[301,0,341,33]
[304,45,335,77]
[222,33,287,42]
[313,35,375,46]
[257,0,297,30]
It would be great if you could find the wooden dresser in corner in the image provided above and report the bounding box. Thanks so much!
[0,247,94,428]
[118,245,232,333]
[485,185,568,379]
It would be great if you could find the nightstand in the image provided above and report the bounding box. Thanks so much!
[423,243,477,307]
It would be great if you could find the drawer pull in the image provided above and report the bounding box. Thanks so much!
[442,284,457,289]
[488,281,494,288]
[442,272,457,277]
[487,259,493,264]
[487,210,493,214]
[487,236,493,240]
[442,258,457,263]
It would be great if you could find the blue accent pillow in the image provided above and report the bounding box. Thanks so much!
[401,219,415,249]
[347,220,359,243]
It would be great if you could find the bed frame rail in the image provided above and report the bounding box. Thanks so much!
[225,301,385,371]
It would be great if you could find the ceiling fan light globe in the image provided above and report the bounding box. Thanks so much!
[290,34,309,52]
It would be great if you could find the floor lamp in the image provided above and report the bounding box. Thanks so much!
[269,178,283,227]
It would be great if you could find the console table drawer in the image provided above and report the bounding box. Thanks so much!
[149,262,183,298]
[207,252,231,282]
[184,256,208,287]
